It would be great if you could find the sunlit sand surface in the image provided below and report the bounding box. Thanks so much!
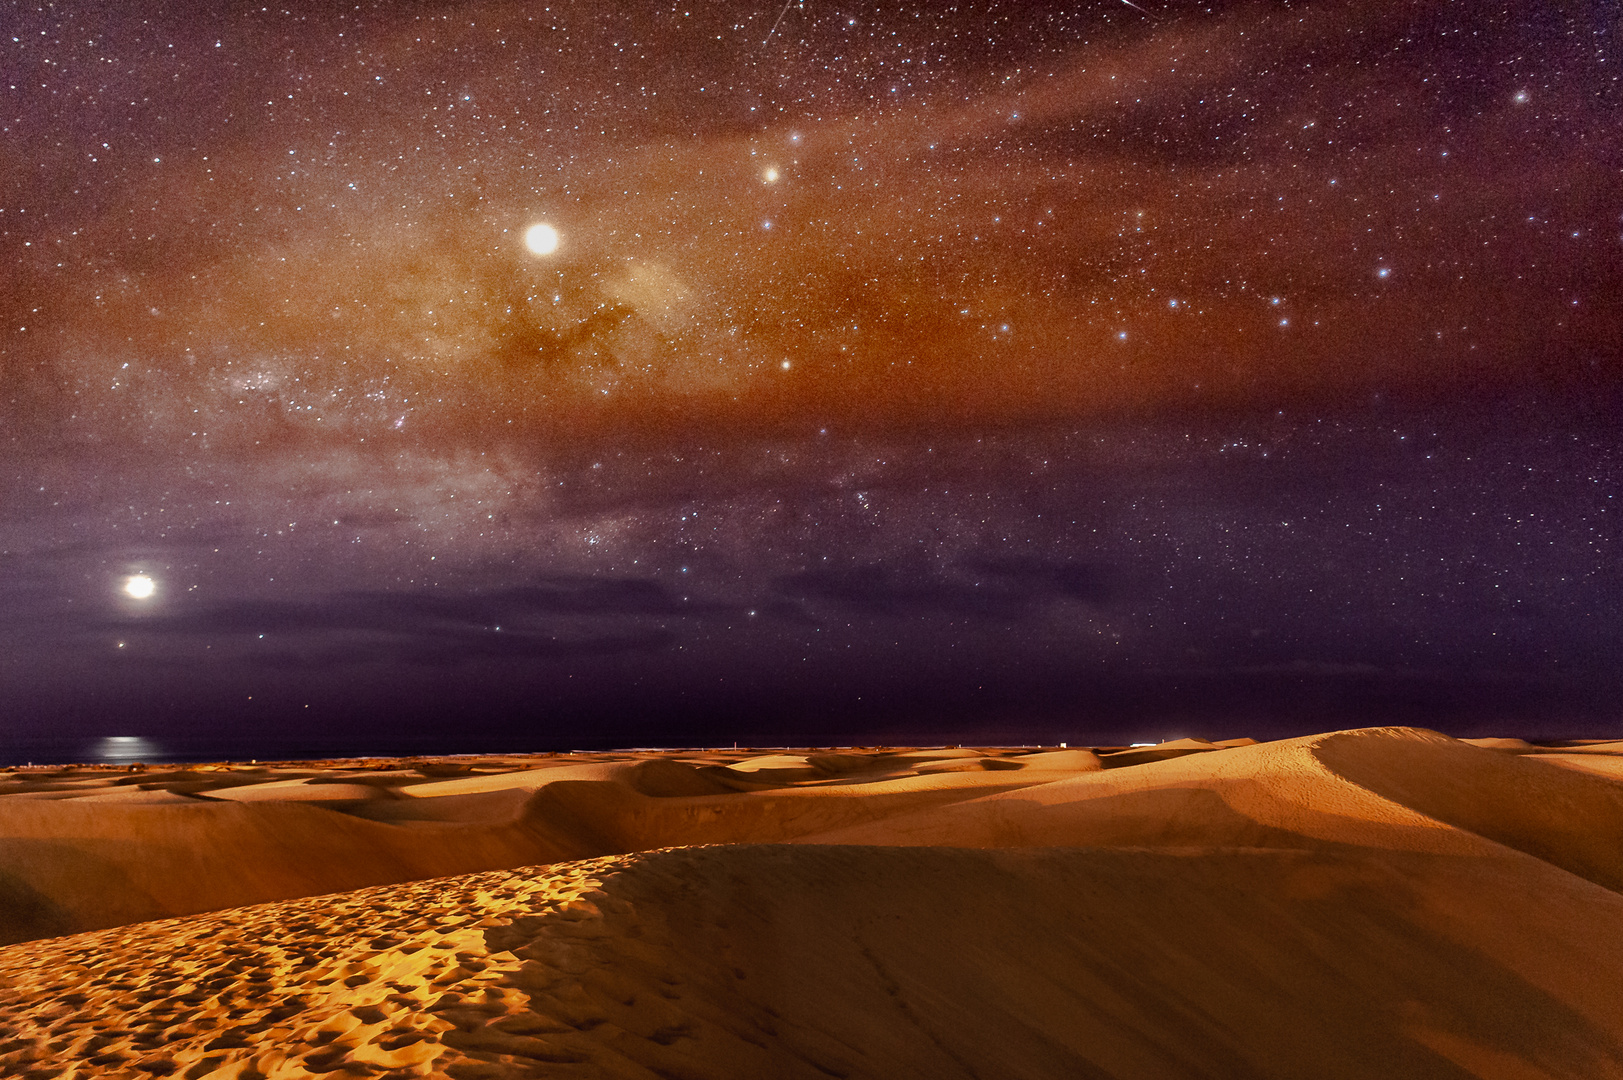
[4,728,1623,1077]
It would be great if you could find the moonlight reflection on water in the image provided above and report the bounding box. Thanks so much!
[89,736,163,765]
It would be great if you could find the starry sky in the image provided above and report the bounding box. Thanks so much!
[1,0,1619,762]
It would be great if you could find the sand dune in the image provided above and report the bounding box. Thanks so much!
[0,749,1058,942]
[1529,753,1623,782]
[4,844,1623,1079]
[0,793,594,945]
[4,728,1623,1076]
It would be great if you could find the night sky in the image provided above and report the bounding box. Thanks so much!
[2,0,1619,762]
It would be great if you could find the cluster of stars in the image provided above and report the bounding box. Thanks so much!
[0,0,1615,746]
[0,0,1614,451]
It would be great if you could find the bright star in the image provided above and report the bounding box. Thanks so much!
[524,222,561,256]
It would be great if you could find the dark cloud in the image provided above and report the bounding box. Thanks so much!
[89,578,712,657]
[248,627,675,671]
[487,579,737,618]
[772,557,1121,621]
[963,557,1118,606]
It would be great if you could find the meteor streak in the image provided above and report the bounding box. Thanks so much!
[763,0,799,46]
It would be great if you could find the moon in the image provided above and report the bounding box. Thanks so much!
[524,222,561,256]
[124,574,156,599]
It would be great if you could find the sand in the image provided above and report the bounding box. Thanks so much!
[2,728,1622,1078]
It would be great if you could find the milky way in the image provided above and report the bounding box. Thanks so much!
[1,1,1619,760]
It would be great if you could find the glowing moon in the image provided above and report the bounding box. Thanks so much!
[524,222,561,256]
[124,574,156,599]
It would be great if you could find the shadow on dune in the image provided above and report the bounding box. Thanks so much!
[10,844,1623,1079]
[0,800,597,942]
[8,728,1623,948]
[503,845,1623,1079]
[1313,727,1623,893]
[0,846,87,945]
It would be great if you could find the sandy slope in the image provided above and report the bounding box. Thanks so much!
[4,844,1623,1079]
[4,728,1623,1077]
[0,750,1058,943]
[804,728,1623,885]
[7,730,1623,936]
